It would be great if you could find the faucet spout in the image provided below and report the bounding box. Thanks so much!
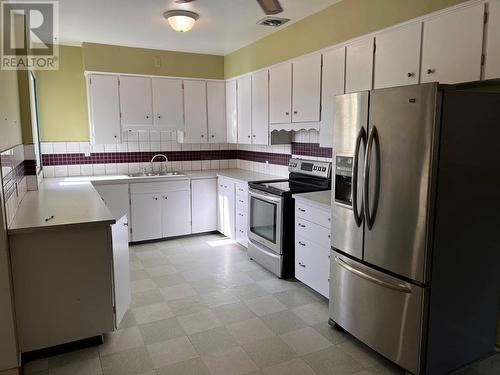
[151,154,169,173]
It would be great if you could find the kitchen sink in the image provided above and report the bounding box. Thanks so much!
[127,171,185,178]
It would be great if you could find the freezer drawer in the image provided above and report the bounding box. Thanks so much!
[330,252,426,375]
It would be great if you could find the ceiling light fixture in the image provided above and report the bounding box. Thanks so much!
[163,10,199,32]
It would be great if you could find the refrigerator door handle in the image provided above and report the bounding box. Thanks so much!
[334,256,411,293]
[363,126,379,230]
[352,127,366,227]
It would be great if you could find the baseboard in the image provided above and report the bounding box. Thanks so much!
[0,367,20,375]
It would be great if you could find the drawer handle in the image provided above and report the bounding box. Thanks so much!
[328,218,331,222]
[298,223,306,228]
[298,241,306,246]
[153,197,158,201]
[298,262,306,268]
[239,230,244,233]
[298,208,306,212]
[328,235,331,239]
[45,215,55,222]
[239,200,244,203]
[239,213,244,217]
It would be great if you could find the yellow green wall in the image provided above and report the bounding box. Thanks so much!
[224,0,468,78]
[82,43,224,79]
[0,69,23,152]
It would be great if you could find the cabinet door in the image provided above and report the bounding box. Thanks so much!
[183,80,208,143]
[119,76,153,127]
[224,182,236,239]
[269,63,292,124]
[217,180,225,234]
[485,1,500,80]
[251,70,269,145]
[162,190,191,237]
[93,183,129,222]
[345,38,374,93]
[131,194,162,241]
[292,54,322,123]
[237,75,252,144]
[111,215,131,327]
[191,178,217,233]
[319,48,345,147]
[374,23,422,89]
[226,80,238,143]
[207,82,227,143]
[152,78,183,129]
[89,74,121,144]
[421,4,484,84]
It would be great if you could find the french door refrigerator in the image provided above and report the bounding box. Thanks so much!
[329,81,500,375]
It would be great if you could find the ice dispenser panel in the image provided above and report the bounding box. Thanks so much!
[335,156,354,207]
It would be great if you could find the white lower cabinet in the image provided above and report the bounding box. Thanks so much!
[191,178,218,233]
[235,182,249,247]
[130,180,191,242]
[217,177,236,239]
[294,198,331,298]
[93,182,131,239]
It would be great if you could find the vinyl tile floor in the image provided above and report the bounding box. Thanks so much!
[23,233,500,375]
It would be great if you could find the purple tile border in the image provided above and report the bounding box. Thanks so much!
[291,142,332,158]
[237,150,291,166]
[1,160,36,201]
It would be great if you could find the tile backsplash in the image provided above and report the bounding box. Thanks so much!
[40,129,332,179]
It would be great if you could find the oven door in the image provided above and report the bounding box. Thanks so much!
[248,189,283,254]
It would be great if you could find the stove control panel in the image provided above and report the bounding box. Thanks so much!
[288,158,331,179]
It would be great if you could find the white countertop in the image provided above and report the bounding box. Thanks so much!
[293,190,332,209]
[8,180,115,234]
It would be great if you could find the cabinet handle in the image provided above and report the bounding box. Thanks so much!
[201,134,205,138]
[239,213,244,217]
[211,135,215,138]
[114,135,118,138]
[164,196,168,200]
[123,222,129,226]
[252,135,256,138]
[146,115,150,119]
[298,262,306,268]
[298,208,306,212]
[328,234,331,239]
[157,115,162,119]
[293,111,298,114]
[239,229,244,233]
[298,241,306,246]
[298,223,306,228]
[153,197,158,200]
[44,215,55,222]
[328,218,331,222]
[407,72,415,78]
[239,200,244,203]
[285,112,289,115]
[427,68,435,74]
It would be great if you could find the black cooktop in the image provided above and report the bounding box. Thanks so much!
[249,177,330,196]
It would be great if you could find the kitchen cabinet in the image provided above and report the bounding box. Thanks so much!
[485,1,500,80]
[88,74,121,144]
[235,182,249,247]
[251,70,269,145]
[226,80,238,143]
[292,54,322,123]
[191,178,218,233]
[217,177,235,239]
[152,78,184,129]
[207,82,227,143]
[269,63,292,124]
[421,3,484,84]
[237,75,252,144]
[119,76,153,128]
[294,197,331,298]
[345,38,374,93]
[111,215,131,326]
[93,182,131,239]
[130,180,191,242]
[319,47,345,147]
[183,80,208,143]
[374,23,422,89]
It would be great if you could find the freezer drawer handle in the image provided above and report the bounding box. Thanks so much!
[363,126,379,230]
[334,256,411,293]
[353,126,367,227]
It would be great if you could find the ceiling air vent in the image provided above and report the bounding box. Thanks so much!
[257,16,290,27]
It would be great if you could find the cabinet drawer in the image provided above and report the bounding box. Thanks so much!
[236,223,248,247]
[296,236,330,298]
[130,179,189,194]
[296,217,331,248]
[236,196,248,211]
[236,210,247,228]
[236,183,248,198]
[295,201,331,228]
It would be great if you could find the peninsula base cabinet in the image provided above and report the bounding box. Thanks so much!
[191,178,218,233]
[294,198,331,298]
[130,180,191,242]
[217,177,236,239]
[9,219,131,352]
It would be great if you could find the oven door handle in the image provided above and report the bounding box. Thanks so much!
[248,189,283,204]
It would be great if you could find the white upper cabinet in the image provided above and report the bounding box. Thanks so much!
[374,23,422,89]
[88,74,121,144]
[119,76,153,127]
[207,81,227,143]
[319,48,345,147]
[226,80,238,144]
[345,38,374,93]
[183,80,208,143]
[269,63,292,124]
[485,1,500,80]
[237,75,252,144]
[251,70,269,145]
[292,54,322,123]
[421,4,484,84]
[152,78,183,129]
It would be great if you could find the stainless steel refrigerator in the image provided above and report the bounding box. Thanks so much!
[329,81,500,375]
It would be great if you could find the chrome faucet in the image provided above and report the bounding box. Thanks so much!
[150,154,168,174]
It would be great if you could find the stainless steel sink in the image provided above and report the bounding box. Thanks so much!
[127,171,185,178]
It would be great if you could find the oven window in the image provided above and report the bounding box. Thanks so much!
[250,197,277,243]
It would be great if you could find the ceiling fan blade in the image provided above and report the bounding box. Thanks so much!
[256,0,283,15]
